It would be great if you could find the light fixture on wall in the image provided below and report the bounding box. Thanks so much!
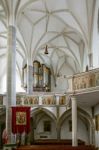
[44,45,48,54]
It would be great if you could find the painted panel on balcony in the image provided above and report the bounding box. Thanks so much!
[59,96,66,105]
[42,96,56,105]
[16,95,39,105]
[73,73,95,90]
[16,94,67,106]
[95,73,99,86]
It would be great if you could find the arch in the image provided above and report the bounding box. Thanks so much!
[30,107,57,140]
[57,107,94,142]
[58,107,94,128]
[31,107,57,123]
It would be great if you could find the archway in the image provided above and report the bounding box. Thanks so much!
[30,107,57,143]
[57,107,95,145]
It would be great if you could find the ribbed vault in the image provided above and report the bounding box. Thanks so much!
[0,0,98,92]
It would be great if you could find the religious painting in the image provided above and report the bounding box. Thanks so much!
[16,96,22,105]
[16,95,39,106]
[59,96,66,105]
[73,73,95,90]
[31,96,39,104]
[24,97,28,105]
[95,73,99,86]
[42,96,56,105]
[16,112,26,125]
[44,121,51,132]
[25,96,39,105]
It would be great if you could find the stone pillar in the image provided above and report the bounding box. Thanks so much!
[89,125,92,145]
[27,65,33,94]
[56,106,60,140]
[92,127,95,145]
[71,96,78,146]
[57,126,60,140]
[29,117,35,144]
[0,79,3,93]
[88,53,93,69]
[21,67,24,88]
[6,25,16,143]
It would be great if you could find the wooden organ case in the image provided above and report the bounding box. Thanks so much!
[33,60,51,92]
[22,60,51,92]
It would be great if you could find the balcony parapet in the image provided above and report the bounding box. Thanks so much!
[16,93,69,107]
[67,68,99,93]
[0,92,71,108]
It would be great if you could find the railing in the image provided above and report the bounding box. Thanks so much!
[67,68,99,93]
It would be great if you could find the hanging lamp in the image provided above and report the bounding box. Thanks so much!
[44,45,48,54]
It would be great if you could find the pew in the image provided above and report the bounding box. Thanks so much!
[16,145,97,150]
[16,139,97,150]
[34,139,85,145]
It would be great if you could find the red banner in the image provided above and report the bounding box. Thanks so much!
[12,107,30,134]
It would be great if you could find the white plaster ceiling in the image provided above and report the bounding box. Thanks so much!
[0,0,97,92]
[76,89,99,107]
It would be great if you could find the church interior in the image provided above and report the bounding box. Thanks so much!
[0,0,99,150]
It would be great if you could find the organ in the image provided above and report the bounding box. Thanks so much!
[22,60,51,92]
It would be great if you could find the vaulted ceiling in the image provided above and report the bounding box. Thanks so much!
[0,0,98,92]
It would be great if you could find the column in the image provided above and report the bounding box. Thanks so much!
[21,67,24,87]
[0,79,3,93]
[71,96,78,146]
[57,126,60,140]
[56,106,60,140]
[29,117,35,144]
[6,25,16,143]
[27,65,33,94]
[89,126,92,145]
[88,53,93,69]
[92,127,95,145]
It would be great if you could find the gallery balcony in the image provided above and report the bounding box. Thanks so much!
[67,68,99,94]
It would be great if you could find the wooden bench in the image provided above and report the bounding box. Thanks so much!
[16,145,97,150]
[34,139,85,145]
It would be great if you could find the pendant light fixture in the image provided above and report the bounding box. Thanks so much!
[44,45,48,54]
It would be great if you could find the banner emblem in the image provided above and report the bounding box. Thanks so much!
[16,112,26,125]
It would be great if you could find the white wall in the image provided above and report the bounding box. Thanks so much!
[0,71,25,94]
[60,117,89,144]
[51,65,74,93]
[35,115,57,139]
